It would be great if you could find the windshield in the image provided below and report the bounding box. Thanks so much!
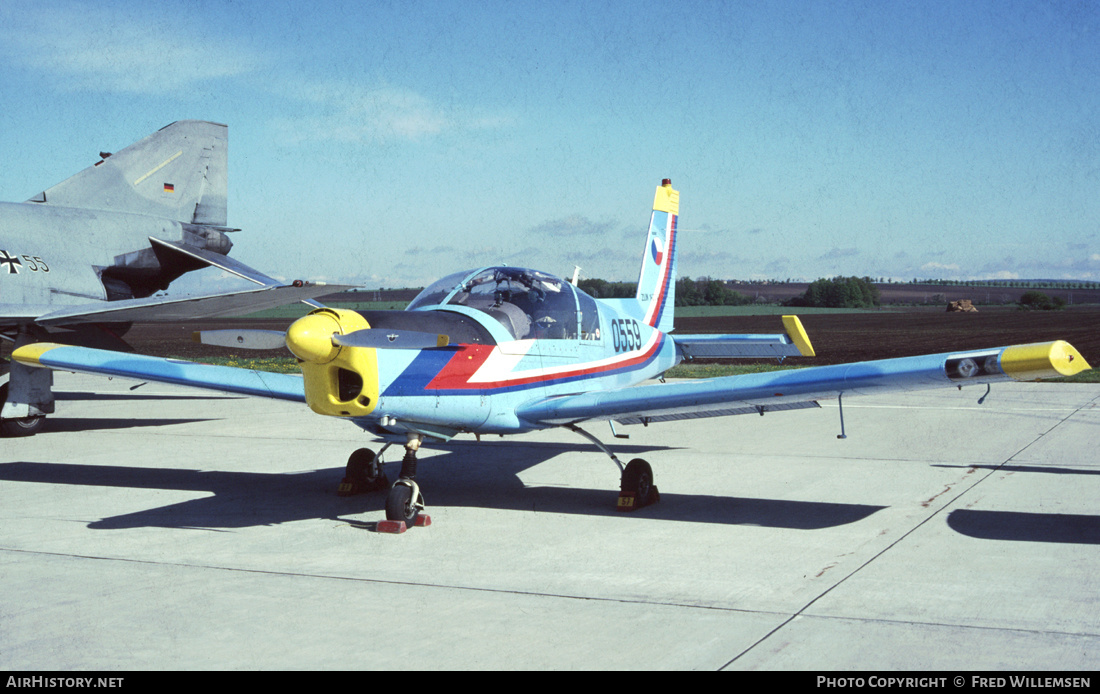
[448,267,577,339]
[406,270,472,311]
[408,266,601,341]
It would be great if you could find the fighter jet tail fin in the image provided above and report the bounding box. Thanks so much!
[27,120,229,226]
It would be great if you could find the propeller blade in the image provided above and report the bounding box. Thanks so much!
[333,329,450,350]
[192,329,287,350]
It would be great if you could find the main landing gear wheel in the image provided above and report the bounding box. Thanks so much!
[617,458,659,512]
[0,384,46,438]
[337,448,389,496]
[385,481,424,527]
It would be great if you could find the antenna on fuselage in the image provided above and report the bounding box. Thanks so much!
[571,265,582,286]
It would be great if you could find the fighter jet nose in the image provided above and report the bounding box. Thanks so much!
[286,312,342,364]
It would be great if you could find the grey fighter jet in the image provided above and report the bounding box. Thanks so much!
[1,120,342,436]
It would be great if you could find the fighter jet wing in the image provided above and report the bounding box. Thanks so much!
[34,282,351,326]
[149,238,331,310]
[149,237,283,287]
[12,343,305,403]
[516,341,1090,426]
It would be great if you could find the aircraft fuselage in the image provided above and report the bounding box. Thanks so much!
[287,265,680,440]
[0,202,232,309]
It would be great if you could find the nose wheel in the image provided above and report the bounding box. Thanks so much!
[385,480,425,527]
[381,434,430,531]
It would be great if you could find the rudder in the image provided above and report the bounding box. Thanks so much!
[634,179,679,332]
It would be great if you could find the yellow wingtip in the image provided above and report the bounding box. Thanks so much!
[781,315,816,357]
[11,342,62,367]
[1001,341,1091,380]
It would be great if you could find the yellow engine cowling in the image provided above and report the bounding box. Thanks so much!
[286,308,379,418]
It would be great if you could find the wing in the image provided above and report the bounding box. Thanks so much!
[33,282,348,326]
[12,343,305,403]
[147,238,330,310]
[149,237,285,287]
[517,341,1090,426]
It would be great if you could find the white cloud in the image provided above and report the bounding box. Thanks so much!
[273,80,515,145]
[0,3,511,144]
[920,262,961,272]
[0,2,267,94]
[527,215,618,238]
[819,247,860,260]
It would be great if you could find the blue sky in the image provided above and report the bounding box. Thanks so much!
[1,0,1098,291]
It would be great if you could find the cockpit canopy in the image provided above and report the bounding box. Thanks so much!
[407,266,601,341]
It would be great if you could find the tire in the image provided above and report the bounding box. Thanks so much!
[621,458,657,508]
[385,483,421,526]
[0,383,46,438]
[346,448,388,490]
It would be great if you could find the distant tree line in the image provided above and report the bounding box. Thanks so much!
[577,277,752,307]
[784,276,880,309]
[675,277,753,306]
[910,279,1100,289]
[576,278,636,299]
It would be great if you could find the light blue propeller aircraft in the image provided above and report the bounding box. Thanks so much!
[12,180,1091,530]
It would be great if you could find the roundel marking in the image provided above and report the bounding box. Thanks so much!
[650,237,665,266]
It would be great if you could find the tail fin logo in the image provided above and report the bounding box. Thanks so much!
[650,237,665,266]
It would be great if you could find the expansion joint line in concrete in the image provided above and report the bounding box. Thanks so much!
[719,398,1093,671]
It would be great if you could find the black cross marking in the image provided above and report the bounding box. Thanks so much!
[0,250,22,275]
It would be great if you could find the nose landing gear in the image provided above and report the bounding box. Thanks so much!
[336,435,431,532]
[383,435,427,529]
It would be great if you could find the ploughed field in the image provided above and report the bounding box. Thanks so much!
[121,305,1100,370]
[676,305,1100,368]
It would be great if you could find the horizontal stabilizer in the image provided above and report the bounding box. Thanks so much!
[674,334,803,359]
[12,343,305,403]
[672,315,815,359]
[150,238,334,311]
[150,237,282,287]
[35,282,351,326]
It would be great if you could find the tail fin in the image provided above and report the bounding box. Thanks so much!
[635,179,679,332]
[27,120,228,226]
